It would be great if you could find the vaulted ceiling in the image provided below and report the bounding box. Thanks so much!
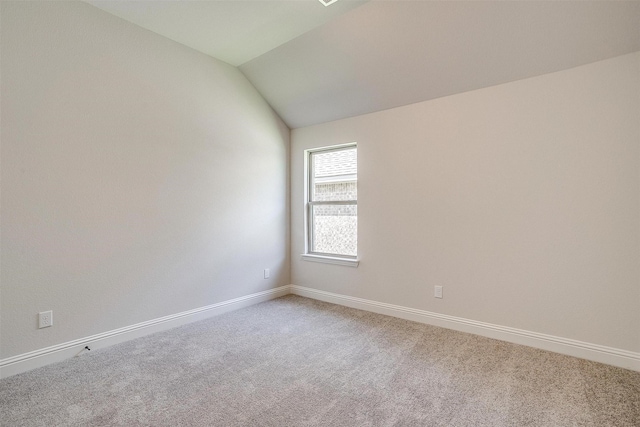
[88,1,640,129]
[87,0,368,66]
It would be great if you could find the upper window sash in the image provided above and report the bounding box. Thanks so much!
[308,145,357,204]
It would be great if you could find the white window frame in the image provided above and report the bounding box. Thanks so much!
[302,143,359,267]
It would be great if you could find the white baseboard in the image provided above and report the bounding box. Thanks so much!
[289,285,640,372]
[0,286,290,379]
[3,284,637,378]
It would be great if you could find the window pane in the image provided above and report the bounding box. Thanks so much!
[312,148,357,201]
[311,204,357,256]
[313,181,357,202]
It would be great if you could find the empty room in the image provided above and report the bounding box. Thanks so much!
[1,0,639,425]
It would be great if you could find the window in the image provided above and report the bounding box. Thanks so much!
[304,144,358,266]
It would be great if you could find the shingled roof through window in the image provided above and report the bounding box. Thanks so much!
[314,148,357,178]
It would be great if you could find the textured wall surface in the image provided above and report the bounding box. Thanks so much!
[1,1,290,359]
[291,52,640,353]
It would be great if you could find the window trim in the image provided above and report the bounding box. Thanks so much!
[303,143,359,266]
[301,253,359,267]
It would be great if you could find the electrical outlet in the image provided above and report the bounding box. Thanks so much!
[264,268,270,279]
[39,311,53,328]
[434,286,443,299]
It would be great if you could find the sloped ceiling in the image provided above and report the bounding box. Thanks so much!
[86,0,369,66]
[241,0,640,128]
[88,1,640,129]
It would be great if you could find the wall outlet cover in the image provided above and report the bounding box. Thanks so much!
[38,311,53,328]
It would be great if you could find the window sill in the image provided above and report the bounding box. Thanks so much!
[301,254,359,268]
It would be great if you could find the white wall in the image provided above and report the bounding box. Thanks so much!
[1,2,289,359]
[291,52,640,354]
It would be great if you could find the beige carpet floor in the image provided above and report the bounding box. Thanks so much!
[1,295,638,426]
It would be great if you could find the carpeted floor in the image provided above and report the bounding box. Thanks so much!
[1,295,638,426]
